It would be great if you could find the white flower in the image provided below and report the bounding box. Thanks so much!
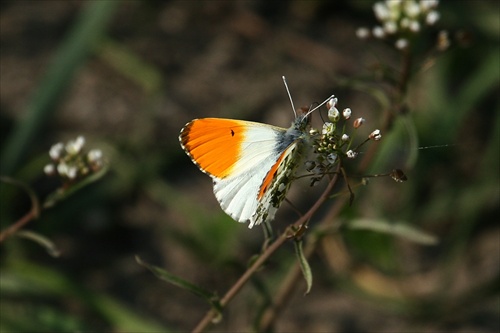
[400,17,411,28]
[49,142,64,160]
[356,27,370,39]
[404,1,421,18]
[373,2,390,21]
[409,20,421,32]
[44,164,55,176]
[369,129,382,141]
[346,150,358,159]
[328,106,340,122]
[342,108,352,120]
[395,38,409,50]
[326,97,337,110]
[372,26,386,38]
[87,149,103,163]
[66,136,86,155]
[341,134,350,141]
[384,21,398,34]
[67,166,78,179]
[426,10,439,25]
[420,0,439,12]
[386,0,402,10]
[322,122,335,135]
[57,162,69,177]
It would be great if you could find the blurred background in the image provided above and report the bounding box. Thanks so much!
[0,1,498,332]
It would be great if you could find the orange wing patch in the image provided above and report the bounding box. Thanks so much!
[180,118,245,178]
[258,151,286,200]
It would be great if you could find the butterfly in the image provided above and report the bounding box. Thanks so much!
[179,78,332,228]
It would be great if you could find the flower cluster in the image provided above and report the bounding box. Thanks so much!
[356,0,440,50]
[307,97,381,185]
[44,136,105,184]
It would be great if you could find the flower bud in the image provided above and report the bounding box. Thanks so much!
[326,97,337,110]
[372,26,385,38]
[426,11,439,25]
[66,136,86,155]
[342,108,351,120]
[369,129,382,141]
[327,153,337,164]
[44,164,56,176]
[57,162,69,177]
[49,142,64,160]
[67,166,78,179]
[356,27,370,39]
[395,38,409,50]
[353,117,365,129]
[328,106,340,122]
[88,149,103,163]
[346,150,358,159]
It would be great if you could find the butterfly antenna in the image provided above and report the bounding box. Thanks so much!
[282,76,297,117]
[418,144,455,150]
[304,94,335,118]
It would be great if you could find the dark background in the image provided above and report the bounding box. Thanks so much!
[1,1,498,332]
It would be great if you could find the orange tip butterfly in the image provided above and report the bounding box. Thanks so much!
[179,77,333,228]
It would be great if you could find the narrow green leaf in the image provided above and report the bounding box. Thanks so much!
[0,1,118,174]
[293,240,313,295]
[135,256,222,313]
[0,176,40,218]
[43,164,108,209]
[1,260,168,332]
[347,218,438,245]
[16,230,61,257]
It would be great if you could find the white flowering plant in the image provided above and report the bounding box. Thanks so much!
[0,136,107,247]
[356,0,443,51]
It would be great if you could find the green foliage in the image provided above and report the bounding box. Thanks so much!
[0,1,497,332]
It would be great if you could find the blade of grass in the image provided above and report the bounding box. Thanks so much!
[0,1,118,175]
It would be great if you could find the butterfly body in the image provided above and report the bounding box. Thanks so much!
[179,114,311,228]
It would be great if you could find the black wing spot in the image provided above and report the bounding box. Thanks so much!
[230,129,235,137]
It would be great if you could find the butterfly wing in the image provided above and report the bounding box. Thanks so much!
[180,118,301,226]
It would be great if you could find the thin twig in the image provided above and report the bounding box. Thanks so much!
[0,176,40,242]
[191,163,341,333]
[256,50,415,329]
[257,188,349,331]
[0,209,38,242]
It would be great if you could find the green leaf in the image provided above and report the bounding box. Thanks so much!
[0,1,118,175]
[347,218,438,245]
[16,230,61,257]
[1,259,168,332]
[135,256,223,314]
[0,176,40,217]
[43,164,108,209]
[293,239,313,295]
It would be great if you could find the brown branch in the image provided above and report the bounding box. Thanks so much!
[0,209,38,242]
[0,176,40,243]
[193,45,415,331]
[257,48,417,329]
[191,163,341,333]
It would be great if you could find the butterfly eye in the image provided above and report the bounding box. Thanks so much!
[296,107,312,126]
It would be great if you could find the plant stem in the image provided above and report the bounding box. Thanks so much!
[191,163,341,333]
[0,209,38,242]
